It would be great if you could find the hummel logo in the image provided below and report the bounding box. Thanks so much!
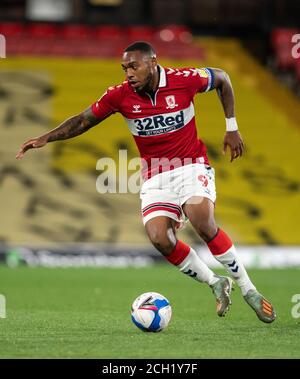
[182,269,197,278]
[228,260,239,273]
[133,105,141,113]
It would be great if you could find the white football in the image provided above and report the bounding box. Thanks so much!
[131,292,172,332]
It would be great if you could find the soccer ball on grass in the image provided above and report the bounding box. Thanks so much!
[131,292,172,332]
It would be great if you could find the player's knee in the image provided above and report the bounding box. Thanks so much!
[147,226,176,255]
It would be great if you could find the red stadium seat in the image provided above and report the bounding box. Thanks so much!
[271,28,300,70]
[94,25,123,40]
[126,26,155,42]
[26,23,58,38]
[271,28,298,49]
[156,24,193,44]
[0,22,24,37]
[61,24,92,39]
[14,39,36,55]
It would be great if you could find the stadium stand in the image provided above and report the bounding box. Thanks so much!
[0,22,203,59]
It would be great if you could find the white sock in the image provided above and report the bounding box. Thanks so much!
[166,239,219,285]
[214,245,256,296]
[207,229,256,296]
[178,247,219,286]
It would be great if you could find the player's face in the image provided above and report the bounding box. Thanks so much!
[121,51,157,93]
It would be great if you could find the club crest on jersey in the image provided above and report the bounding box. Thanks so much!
[165,95,178,110]
[133,104,142,113]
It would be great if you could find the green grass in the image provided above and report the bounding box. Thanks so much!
[0,265,299,358]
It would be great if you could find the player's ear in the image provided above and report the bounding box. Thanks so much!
[151,56,157,67]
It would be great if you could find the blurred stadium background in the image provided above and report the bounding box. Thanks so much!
[1,0,300,268]
[1,0,300,360]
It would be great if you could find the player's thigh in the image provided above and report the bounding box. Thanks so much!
[145,216,177,254]
[182,196,217,241]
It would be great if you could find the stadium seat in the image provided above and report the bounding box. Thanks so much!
[271,28,299,70]
[26,23,58,39]
[156,24,193,44]
[61,24,93,39]
[94,25,123,40]
[126,26,155,42]
[271,28,298,48]
[0,22,24,36]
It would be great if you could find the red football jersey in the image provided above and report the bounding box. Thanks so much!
[91,66,214,180]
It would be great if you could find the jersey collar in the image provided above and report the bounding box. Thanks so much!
[158,65,167,88]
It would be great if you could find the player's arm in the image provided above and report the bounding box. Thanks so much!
[212,68,244,162]
[16,107,101,159]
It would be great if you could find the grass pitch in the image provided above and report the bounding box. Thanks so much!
[0,265,299,358]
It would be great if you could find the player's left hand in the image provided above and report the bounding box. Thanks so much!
[223,131,244,162]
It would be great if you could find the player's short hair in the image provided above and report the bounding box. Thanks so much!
[124,41,156,58]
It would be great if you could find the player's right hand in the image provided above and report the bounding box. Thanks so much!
[16,136,48,159]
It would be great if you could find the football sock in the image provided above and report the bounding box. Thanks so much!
[166,240,219,286]
[207,228,256,296]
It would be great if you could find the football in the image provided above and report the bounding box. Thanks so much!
[131,292,172,332]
